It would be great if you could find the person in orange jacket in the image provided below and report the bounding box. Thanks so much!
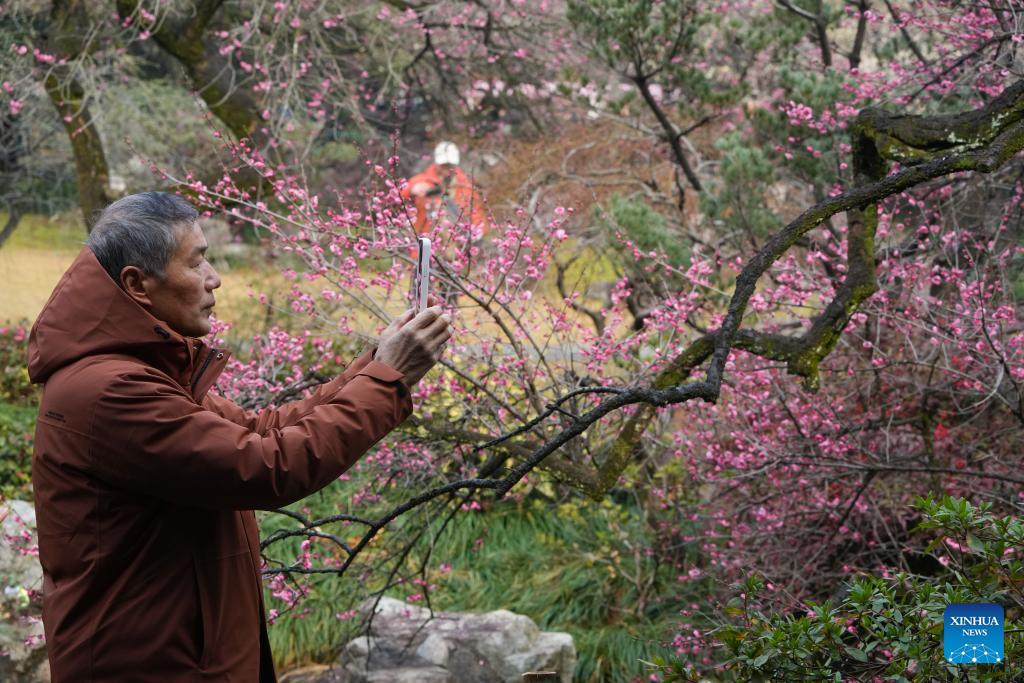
[401,141,487,240]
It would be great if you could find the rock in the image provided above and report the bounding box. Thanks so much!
[0,500,48,682]
[323,597,575,683]
[415,632,450,667]
[363,666,450,683]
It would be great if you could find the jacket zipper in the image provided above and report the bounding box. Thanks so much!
[190,348,217,388]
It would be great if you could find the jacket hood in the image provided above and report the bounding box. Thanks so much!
[28,247,198,386]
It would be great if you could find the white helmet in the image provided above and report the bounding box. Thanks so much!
[433,141,460,166]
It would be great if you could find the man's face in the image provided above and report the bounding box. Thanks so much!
[144,221,221,338]
[438,163,456,179]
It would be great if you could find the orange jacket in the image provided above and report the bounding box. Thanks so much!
[29,248,412,681]
[400,164,487,237]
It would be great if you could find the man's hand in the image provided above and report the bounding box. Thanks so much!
[374,305,453,387]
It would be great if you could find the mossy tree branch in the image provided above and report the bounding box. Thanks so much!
[539,81,1024,499]
[115,0,267,146]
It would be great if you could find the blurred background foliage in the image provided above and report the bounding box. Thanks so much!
[2,0,1023,681]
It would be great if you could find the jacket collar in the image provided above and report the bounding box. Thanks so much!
[29,247,231,400]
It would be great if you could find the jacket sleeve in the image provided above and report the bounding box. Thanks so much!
[88,359,411,511]
[202,351,376,434]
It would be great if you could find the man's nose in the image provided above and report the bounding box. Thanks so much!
[206,264,222,290]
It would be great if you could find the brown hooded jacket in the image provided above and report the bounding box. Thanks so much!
[28,248,413,681]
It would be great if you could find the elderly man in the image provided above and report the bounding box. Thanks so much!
[28,192,451,681]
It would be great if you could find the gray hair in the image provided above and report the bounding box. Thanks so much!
[86,192,199,283]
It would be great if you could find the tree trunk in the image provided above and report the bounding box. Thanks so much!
[117,0,268,147]
[0,209,22,249]
[44,72,112,230]
[42,0,113,232]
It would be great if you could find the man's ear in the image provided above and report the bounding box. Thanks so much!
[121,265,154,307]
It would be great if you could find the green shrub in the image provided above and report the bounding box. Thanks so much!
[0,323,35,406]
[0,403,35,500]
[700,132,782,240]
[650,496,1024,682]
[596,193,690,268]
[0,323,36,500]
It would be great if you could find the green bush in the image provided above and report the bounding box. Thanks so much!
[0,323,36,500]
[0,403,35,500]
[650,496,1024,682]
[596,193,690,268]
[700,132,782,240]
[0,323,35,405]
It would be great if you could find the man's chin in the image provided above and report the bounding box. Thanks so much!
[176,319,212,339]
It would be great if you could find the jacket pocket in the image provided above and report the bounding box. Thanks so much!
[192,551,263,678]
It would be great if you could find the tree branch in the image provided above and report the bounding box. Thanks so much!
[632,73,703,194]
[261,81,1024,582]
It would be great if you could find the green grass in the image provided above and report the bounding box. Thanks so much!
[429,499,689,682]
[263,492,700,682]
[0,212,85,251]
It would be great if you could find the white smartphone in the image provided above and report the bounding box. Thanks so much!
[414,236,431,312]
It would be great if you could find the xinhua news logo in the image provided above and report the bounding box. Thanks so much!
[944,603,1004,664]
